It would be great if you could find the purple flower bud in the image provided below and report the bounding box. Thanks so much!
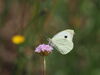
[35,44,53,56]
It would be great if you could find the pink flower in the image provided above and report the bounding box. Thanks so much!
[35,44,53,56]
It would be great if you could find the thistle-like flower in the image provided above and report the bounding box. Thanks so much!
[35,44,53,56]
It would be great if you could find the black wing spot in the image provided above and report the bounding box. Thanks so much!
[64,36,67,38]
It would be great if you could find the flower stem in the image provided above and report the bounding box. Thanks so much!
[43,56,46,75]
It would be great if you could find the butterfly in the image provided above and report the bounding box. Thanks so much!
[49,29,75,55]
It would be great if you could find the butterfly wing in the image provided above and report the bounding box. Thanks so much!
[51,29,74,55]
[51,38,73,54]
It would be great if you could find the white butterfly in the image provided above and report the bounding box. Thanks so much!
[49,29,75,55]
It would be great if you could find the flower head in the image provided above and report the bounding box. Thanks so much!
[12,35,25,44]
[35,44,53,56]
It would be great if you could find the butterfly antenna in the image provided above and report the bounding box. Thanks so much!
[47,38,51,45]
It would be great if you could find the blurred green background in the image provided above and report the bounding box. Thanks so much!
[0,0,100,75]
